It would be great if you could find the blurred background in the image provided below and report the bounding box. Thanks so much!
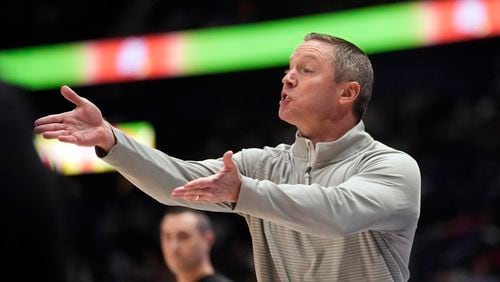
[1,0,499,281]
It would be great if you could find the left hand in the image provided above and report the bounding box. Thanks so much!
[171,151,242,203]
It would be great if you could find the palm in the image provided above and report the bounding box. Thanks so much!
[62,101,104,146]
[171,151,242,203]
[34,86,108,147]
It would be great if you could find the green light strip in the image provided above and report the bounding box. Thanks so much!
[0,43,87,89]
[11,1,500,90]
[182,2,423,74]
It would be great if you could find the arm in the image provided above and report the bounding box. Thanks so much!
[34,85,262,213]
[101,127,239,212]
[233,152,421,238]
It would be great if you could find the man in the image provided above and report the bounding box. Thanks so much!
[34,32,421,281]
[160,208,232,282]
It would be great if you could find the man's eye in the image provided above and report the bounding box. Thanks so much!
[303,69,313,73]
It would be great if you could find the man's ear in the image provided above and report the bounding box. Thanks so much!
[339,81,360,105]
[204,230,216,249]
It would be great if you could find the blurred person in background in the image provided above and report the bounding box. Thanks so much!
[160,207,232,282]
[1,81,66,281]
[34,32,421,281]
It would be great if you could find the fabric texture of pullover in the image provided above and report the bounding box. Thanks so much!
[100,121,421,282]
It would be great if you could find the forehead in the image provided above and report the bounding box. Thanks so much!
[290,40,334,62]
[161,213,199,233]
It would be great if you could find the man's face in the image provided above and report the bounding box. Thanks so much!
[160,213,211,274]
[279,40,344,133]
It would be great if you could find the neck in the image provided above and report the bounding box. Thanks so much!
[299,114,358,145]
[176,262,214,282]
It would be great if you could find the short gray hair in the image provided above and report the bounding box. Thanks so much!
[304,32,374,120]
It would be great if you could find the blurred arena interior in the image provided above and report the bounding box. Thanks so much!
[1,0,499,281]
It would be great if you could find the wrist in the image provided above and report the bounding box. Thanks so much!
[231,178,242,203]
[96,122,116,152]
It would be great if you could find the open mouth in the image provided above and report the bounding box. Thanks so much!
[281,91,290,102]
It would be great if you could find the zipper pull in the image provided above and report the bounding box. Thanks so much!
[304,166,312,185]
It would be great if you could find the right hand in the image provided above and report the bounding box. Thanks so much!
[34,85,116,151]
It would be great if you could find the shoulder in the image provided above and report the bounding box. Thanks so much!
[239,143,291,161]
[263,143,292,157]
[363,141,419,170]
[357,141,421,188]
[234,144,291,176]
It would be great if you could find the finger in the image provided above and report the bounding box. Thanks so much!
[171,186,190,198]
[171,186,211,198]
[58,135,78,144]
[188,193,214,203]
[60,85,84,107]
[42,130,68,139]
[222,150,235,169]
[34,113,65,126]
[34,123,67,134]
[183,176,215,190]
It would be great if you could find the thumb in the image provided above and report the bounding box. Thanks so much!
[60,85,84,107]
[222,150,235,170]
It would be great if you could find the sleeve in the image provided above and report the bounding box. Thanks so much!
[233,152,421,238]
[99,127,263,213]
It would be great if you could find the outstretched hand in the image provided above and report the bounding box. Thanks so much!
[34,85,115,151]
[171,151,242,203]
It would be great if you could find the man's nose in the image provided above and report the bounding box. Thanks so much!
[282,70,297,87]
[167,240,179,251]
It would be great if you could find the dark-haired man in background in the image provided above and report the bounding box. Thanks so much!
[160,208,232,282]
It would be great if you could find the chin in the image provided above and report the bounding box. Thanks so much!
[278,110,288,122]
[278,112,296,126]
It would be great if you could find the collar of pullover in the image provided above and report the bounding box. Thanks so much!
[291,121,373,167]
